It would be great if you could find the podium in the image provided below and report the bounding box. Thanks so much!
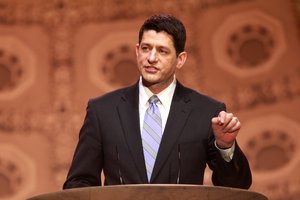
[28,184,268,200]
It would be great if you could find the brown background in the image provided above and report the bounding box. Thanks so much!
[0,0,299,200]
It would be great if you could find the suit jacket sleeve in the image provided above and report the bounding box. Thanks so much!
[207,103,252,189]
[63,100,103,189]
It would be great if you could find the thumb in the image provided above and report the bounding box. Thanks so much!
[211,116,223,126]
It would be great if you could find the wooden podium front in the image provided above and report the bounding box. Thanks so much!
[28,184,268,200]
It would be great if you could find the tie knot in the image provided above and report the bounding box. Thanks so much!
[148,95,160,104]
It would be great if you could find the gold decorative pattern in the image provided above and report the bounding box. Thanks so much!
[88,31,138,91]
[0,1,299,200]
[0,144,36,200]
[0,36,36,100]
[212,10,286,77]
[240,115,300,200]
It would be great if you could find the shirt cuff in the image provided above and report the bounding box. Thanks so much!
[214,140,235,162]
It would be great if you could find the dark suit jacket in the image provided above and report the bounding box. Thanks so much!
[63,81,252,189]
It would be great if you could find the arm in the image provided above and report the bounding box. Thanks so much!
[207,108,252,189]
[63,100,103,189]
[209,138,252,189]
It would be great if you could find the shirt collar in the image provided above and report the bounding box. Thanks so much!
[139,76,177,108]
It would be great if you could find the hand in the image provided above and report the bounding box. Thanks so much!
[211,111,241,149]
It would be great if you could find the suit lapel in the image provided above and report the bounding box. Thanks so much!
[117,82,148,183]
[151,82,192,182]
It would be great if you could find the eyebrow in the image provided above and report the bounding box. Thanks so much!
[140,42,170,50]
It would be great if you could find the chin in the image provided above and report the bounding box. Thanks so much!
[142,75,159,82]
[142,76,158,86]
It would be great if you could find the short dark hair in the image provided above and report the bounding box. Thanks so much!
[138,14,186,56]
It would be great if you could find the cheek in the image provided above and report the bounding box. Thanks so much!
[137,54,146,63]
[164,59,178,70]
[136,56,142,65]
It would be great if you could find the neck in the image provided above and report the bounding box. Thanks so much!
[142,78,174,94]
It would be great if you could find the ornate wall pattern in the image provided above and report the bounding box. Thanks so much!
[88,31,138,91]
[0,144,36,200]
[212,10,286,77]
[240,115,300,200]
[0,0,299,200]
[0,36,36,100]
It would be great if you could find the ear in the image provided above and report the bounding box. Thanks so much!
[176,51,187,69]
[135,43,140,57]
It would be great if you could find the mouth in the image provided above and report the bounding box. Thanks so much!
[144,65,159,73]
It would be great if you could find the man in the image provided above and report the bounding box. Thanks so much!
[63,14,252,189]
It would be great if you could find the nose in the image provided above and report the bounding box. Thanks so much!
[147,49,158,64]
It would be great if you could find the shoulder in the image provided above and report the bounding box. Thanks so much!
[176,82,225,110]
[192,89,223,106]
[88,83,138,107]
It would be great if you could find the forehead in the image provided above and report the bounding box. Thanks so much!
[140,30,175,48]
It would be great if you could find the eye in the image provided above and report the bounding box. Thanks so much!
[141,45,150,52]
[159,48,169,55]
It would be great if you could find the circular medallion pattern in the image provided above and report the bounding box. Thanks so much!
[0,144,35,200]
[0,36,36,100]
[88,31,139,91]
[213,10,286,77]
[240,115,300,181]
[227,24,274,68]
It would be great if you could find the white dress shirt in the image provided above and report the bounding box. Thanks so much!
[138,76,234,162]
[139,76,176,133]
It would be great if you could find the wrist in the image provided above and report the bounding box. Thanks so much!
[215,140,234,149]
[214,140,236,162]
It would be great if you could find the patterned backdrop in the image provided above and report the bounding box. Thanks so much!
[0,0,299,200]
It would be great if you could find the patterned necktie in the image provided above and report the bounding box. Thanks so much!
[142,95,162,182]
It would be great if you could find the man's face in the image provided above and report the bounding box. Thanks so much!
[136,30,186,93]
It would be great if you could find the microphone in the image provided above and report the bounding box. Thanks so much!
[115,146,124,184]
[176,144,181,184]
